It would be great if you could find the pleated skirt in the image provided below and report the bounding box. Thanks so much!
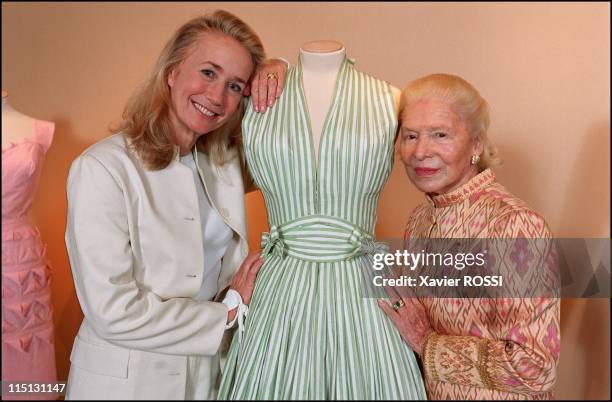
[218,255,427,400]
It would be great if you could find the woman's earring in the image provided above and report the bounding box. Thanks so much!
[471,154,481,165]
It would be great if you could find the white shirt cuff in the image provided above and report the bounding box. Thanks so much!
[221,289,249,339]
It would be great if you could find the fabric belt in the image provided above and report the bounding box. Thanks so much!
[261,215,389,262]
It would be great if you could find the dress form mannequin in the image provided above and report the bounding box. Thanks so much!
[2,89,57,395]
[1,90,36,149]
[219,38,427,399]
[300,41,401,162]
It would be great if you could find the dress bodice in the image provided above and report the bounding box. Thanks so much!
[2,120,54,222]
[242,56,397,234]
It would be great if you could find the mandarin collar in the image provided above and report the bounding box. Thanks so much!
[425,168,495,208]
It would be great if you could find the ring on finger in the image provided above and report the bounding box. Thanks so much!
[267,72,278,80]
[392,299,405,311]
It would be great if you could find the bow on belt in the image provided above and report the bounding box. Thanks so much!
[260,215,389,262]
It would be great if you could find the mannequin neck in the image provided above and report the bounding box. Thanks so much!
[2,97,23,120]
[298,42,346,164]
[299,46,346,74]
[2,95,14,111]
[2,94,37,148]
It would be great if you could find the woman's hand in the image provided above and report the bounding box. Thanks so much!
[229,251,265,306]
[247,59,288,113]
[378,286,434,356]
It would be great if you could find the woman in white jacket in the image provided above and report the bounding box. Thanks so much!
[64,10,286,399]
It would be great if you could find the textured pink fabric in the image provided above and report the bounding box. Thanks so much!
[2,120,57,399]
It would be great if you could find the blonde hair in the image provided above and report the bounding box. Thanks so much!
[115,10,265,170]
[400,73,501,170]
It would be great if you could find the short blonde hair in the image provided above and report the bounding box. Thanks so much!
[400,73,501,170]
[116,10,265,170]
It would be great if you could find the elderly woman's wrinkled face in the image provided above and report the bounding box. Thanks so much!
[399,98,482,195]
[167,31,253,140]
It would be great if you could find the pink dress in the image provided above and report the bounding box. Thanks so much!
[2,120,57,397]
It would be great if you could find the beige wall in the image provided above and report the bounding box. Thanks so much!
[2,2,609,399]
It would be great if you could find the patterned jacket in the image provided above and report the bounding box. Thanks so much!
[405,168,560,400]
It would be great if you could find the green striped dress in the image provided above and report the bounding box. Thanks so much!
[218,56,426,400]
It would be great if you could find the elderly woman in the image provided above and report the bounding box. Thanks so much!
[378,74,560,399]
[64,10,287,400]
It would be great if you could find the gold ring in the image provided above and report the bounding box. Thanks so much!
[392,299,405,311]
[267,72,278,80]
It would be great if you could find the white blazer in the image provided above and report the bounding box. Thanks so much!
[64,133,249,399]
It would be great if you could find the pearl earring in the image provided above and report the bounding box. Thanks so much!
[471,154,481,165]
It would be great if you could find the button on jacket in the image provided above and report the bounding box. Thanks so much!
[64,133,248,399]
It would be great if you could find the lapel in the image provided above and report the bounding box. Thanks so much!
[193,147,247,241]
